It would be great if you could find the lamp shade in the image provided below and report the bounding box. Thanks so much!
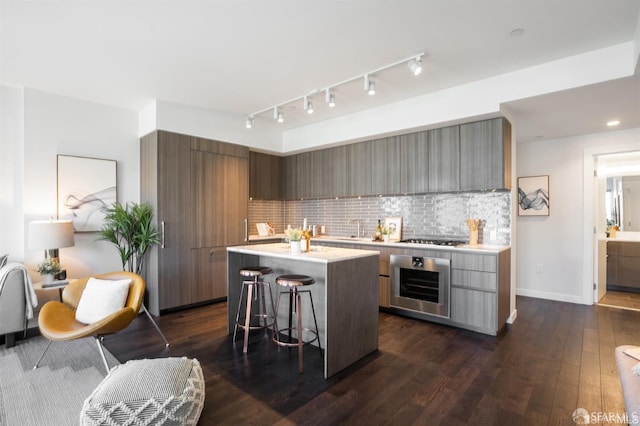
[28,219,75,250]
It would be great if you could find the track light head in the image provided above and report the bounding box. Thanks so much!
[277,111,284,123]
[408,56,423,76]
[273,107,284,123]
[245,115,254,129]
[325,89,336,108]
[364,75,376,95]
[304,96,314,114]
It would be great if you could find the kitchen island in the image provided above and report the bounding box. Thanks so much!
[227,243,380,378]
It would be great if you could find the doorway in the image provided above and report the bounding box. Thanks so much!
[593,151,640,310]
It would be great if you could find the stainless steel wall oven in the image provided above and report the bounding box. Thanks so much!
[390,254,451,320]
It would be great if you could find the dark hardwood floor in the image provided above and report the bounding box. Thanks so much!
[102,296,639,425]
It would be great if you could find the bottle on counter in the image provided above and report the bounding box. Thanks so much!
[375,220,383,241]
[303,230,311,252]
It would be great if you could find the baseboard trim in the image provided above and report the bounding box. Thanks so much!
[515,288,585,305]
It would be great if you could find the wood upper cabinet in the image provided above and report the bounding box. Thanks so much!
[399,131,429,194]
[249,151,283,200]
[428,125,460,192]
[371,137,401,195]
[459,117,512,191]
[348,141,372,196]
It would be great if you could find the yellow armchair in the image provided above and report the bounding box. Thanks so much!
[34,271,145,373]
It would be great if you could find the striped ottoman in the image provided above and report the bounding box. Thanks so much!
[80,357,205,426]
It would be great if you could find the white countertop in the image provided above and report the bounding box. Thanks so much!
[228,242,380,263]
[247,235,510,254]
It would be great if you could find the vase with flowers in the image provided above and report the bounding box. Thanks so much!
[285,228,303,254]
[37,260,62,284]
[381,226,391,243]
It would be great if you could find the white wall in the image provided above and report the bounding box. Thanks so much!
[2,87,140,279]
[516,127,640,304]
[0,85,25,261]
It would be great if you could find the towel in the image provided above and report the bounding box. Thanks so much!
[0,262,38,319]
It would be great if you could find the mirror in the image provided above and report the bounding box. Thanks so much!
[606,175,640,231]
[599,151,640,232]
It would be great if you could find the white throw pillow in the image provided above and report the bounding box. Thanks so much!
[75,277,131,324]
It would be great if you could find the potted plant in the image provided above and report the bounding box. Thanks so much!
[37,260,62,284]
[285,228,303,254]
[98,202,160,275]
[381,226,391,243]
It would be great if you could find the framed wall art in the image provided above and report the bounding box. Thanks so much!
[518,175,550,216]
[57,155,117,232]
[384,216,403,241]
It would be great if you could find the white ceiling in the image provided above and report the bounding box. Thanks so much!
[1,0,639,143]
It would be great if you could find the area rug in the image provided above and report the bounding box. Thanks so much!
[0,336,119,426]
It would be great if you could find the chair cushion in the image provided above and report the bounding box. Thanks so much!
[80,357,205,426]
[75,278,131,324]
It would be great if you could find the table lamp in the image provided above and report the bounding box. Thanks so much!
[28,219,75,279]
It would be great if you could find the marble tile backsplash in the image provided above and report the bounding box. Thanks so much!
[249,191,511,245]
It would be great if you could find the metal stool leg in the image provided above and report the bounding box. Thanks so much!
[307,290,323,359]
[295,288,304,373]
[95,336,111,374]
[242,283,254,353]
[233,281,248,343]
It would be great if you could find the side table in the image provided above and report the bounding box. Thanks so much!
[33,279,71,301]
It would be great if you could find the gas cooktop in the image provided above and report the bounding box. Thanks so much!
[399,238,467,246]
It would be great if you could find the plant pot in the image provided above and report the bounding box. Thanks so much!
[383,235,390,243]
[290,241,301,254]
[41,273,54,284]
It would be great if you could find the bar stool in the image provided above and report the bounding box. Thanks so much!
[233,266,276,353]
[273,274,322,373]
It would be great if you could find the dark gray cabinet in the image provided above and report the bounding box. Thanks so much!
[606,241,640,290]
[249,151,283,200]
[141,130,249,315]
[428,126,460,192]
[283,117,510,199]
[399,131,429,194]
[460,117,511,191]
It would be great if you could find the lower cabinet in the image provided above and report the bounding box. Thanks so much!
[191,247,228,303]
[450,250,510,335]
[606,241,640,291]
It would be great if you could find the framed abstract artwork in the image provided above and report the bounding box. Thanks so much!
[57,155,117,232]
[518,175,550,216]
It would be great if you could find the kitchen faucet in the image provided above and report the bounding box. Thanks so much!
[347,219,361,238]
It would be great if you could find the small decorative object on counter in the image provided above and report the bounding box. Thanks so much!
[606,224,619,238]
[286,228,303,254]
[303,230,311,252]
[373,220,383,241]
[466,218,480,245]
[382,226,390,243]
[37,260,62,284]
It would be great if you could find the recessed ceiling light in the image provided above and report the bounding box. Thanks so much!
[607,120,620,127]
[510,28,524,37]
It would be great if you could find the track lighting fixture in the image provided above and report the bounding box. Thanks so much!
[325,89,336,108]
[304,96,314,114]
[245,51,424,128]
[273,107,284,123]
[364,75,376,95]
[408,56,423,76]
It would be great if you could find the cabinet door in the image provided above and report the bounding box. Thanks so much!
[283,155,298,200]
[399,131,429,194]
[142,131,193,313]
[191,247,227,302]
[460,118,510,191]
[451,287,496,332]
[379,276,390,308]
[348,141,372,196]
[328,145,350,197]
[191,151,248,248]
[371,137,401,195]
[428,126,460,192]
[249,151,282,200]
[223,155,249,245]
